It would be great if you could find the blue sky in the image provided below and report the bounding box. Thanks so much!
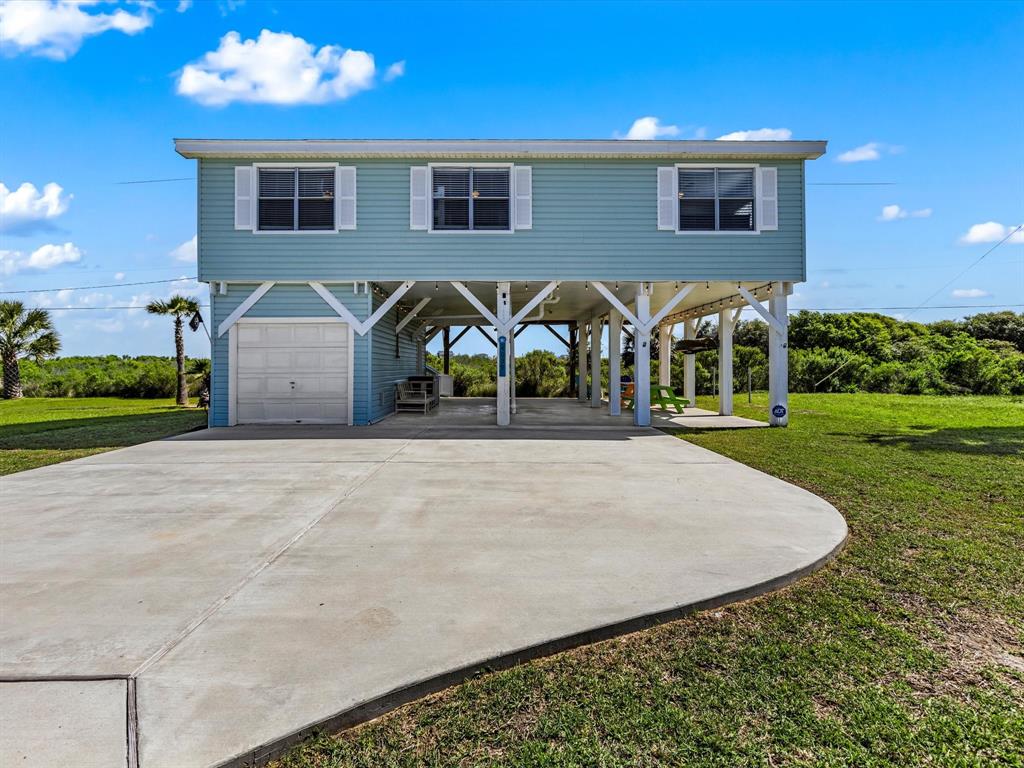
[0,0,1021,360]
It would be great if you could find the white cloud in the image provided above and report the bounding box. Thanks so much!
[114,271,125,281]
[176,29,381,106]
[0,181,71,234]
[0,241,82,275]
[170,234,197,262]
[621,116,680,140]
[959,221,1024,245]
[383,60,405,82]
[878,204,932,221]
[951,288,990,299]
[176,0,192,11]
[0,0,151,60]
[837,142,881,163]
[836,142,904,163]
[716,128,792,141]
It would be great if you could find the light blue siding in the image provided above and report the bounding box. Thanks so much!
[368,293,423,423]
[198,159,806,283]
[208,283,371,426]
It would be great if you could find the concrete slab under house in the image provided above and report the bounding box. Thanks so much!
[175,138,827,428]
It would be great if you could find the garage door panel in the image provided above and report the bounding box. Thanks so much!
[235,321,350,425]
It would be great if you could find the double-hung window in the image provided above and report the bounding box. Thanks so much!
[679,167,755,232]
[432,167,510,230]
[257,168,335,231]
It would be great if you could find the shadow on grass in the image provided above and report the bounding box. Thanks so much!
[0,410,207,450]
[861,426,1024,456]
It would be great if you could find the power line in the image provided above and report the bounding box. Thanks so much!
[0,278,197,296]
[808,182,896,186]
[114,177,194,185]
[904,225,1023,320]
[39,304,209,311]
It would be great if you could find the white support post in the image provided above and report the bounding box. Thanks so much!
[683,318,696,404]
[718,308,734,416]
[496,282,512,426]
[590,315,602,407]
[510,327,517,415]
[634,283,652,426]
[769,291,789,426]
[658,324,672,387]
[577,319,589,402]
[608,309,622,416]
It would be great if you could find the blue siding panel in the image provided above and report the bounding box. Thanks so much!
[368,292,422,422]
[198,159,806,283]
[208,283,371,426]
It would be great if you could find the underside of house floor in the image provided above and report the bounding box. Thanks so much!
[0,405,844,768]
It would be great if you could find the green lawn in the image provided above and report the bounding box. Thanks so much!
[275,393,1024,768]
[0,397,208,475]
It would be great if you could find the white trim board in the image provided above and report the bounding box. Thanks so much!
[310,281,414,335]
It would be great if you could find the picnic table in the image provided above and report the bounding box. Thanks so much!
[622,383,690,413]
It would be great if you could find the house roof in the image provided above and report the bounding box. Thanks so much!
[174,138,827,160]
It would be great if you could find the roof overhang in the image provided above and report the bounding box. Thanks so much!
[174,138,827,161]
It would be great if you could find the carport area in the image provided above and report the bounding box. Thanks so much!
[1,419,845,768]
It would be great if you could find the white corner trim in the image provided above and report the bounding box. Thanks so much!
[309,280,415,335]
[736,285,786,334]
[217,282,275,337]
[395,297,431,335]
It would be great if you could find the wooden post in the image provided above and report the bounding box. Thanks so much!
[769,289,789,426]
[567,323,577,398]
[608,309,622,416]
[496,282,511,426]
[634,284,651,426]
[658,324,672,387]
[442,327,451,374]
[590,315,602,407]
[718,308,733,416]
[577,319,588,402]
[683,318,697,404]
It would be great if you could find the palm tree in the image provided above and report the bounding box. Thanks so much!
[1,301,60,399]
[146,295,200,406]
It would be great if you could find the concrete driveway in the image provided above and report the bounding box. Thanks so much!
[1,409,847,768]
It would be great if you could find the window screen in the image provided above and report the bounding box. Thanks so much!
[432,167,510,230]
[678,168,755,232]
[258,168,334,231]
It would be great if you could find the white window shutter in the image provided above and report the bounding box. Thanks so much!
[234,166,254,230]
[409,166,429,230]
[758,166,778,231]
[335,166,357,230]
[657,167,676,230]
[513,165,532,230]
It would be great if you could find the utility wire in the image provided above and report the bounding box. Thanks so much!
[904,225,1022,320]
[811,225,1022,389]
[1,277,198,295]
[40,304,210,311]
[114,177,194,185]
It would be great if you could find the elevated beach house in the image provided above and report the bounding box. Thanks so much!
[175,138,826,427]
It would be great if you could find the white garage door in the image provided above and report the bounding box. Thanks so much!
[235,321,351,424]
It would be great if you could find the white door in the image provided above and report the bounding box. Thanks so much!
[235,321,351,424]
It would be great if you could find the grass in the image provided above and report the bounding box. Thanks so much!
[0,397,207,475]
[273,393,1024,767]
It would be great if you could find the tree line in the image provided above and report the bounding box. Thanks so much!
[431,311,1024,398]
